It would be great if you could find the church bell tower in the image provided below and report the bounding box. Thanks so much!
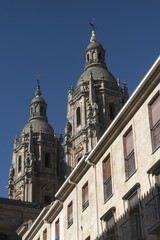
[7,82,65,205]
[64,30,128,173]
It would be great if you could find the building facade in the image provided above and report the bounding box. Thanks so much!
[17,47,160,239]
[0,197,42,240]
[64,30,128,173]
[7,82,65,206]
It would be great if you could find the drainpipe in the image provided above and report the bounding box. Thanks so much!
[68,179,79,240]
[85,159,99,237]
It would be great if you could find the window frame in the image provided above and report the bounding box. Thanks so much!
[44,195,51,205]
[109,103,116,120]
[18,155,22,173]
[67,201,73,228]
[103,154,113,202]
[149,92,160,152]
[55,219,60,240]
[123,127,136,180]
[43,228,47,240]
[76,107,81,126]
[82,181,89,211]
[85,236,90,240]
[45,152,51,168]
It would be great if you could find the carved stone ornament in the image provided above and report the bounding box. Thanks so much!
[75,145,84,154]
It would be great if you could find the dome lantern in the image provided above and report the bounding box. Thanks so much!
[85,30,106,71]
[29,81,47,122]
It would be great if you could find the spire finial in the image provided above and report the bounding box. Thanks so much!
[35,77,41,97]
[90,18,98,43]
[90,18,96,31]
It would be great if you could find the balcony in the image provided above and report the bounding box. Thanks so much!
[145,192,160,234]
[119,213,144,240]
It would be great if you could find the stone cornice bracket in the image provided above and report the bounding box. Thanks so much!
[85,159,95,167]
[68,179,76,186]
[57,200,63,205]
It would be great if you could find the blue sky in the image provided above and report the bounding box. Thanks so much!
[0,0,160,198]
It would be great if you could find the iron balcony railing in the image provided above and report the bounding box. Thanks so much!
[104,176,112,201]
[125,150,135,179]
[145,191,160,234]
[68,218,73,228]
[151,119,160,151]
[119,213,144,240]
[82,199,89,211]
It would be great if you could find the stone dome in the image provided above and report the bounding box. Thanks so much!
[21,82,55,137]
[21,119,55,136]
[77,65,117,87]
[30,96,46,105]
[86,42,104,52]
[76,30,117,87]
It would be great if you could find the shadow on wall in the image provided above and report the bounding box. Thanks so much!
[95,183,160,240]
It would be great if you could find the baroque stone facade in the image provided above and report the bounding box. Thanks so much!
[7,82,65,205]
[64,30,128,172]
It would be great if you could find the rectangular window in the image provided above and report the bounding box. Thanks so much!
[68,201,73,228]
[103,156,112,201]
[120,189,143,239]
[55,219,59,240]
[124,128,136,179]
[100,207,116,238]
[43,229,47,240]
[128,191,139,214]
[44,196,51,205]
[105,215,115,235]
[85,236,90,240]
[45,153,51,168]
[82,182,89,210]
[150,94,160,151]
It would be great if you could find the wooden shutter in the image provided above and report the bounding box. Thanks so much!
[125,129,134,157]
[55,220,59,238]
[68,202,73,221]
[151,95,160,126]
[103,157,111,181]
[43,229,47,240]
[83,183,88,204]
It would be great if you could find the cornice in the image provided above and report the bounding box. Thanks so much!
[20,56,160,239]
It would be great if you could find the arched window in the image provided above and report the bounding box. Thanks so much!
[76,107,81,126]
[40,106,43,114]
[18,156,21,172]
[44,195,51,205]
[77,156,82,162]
[87,54,89,62]
[109,104,116,120]
[45,153,50,168]
[93,52,96,60]
[98,53,102,60]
